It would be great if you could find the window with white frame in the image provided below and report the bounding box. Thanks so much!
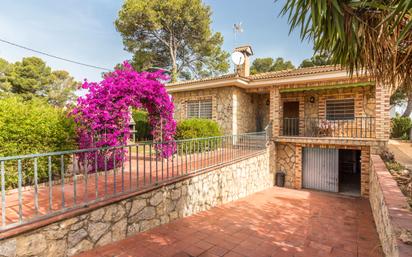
[186,99,212,119]
[326,98,355,120]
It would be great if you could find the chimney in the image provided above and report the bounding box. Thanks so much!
[234,45,253,77]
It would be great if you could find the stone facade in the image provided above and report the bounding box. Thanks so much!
[274,142,371,197]
[0,152,272,257]
[267,79,389,197]
[279,85,376,137]
[275,143,296,188]
[369,155,412,257]
[172,87,233,134]
[171,87,269,135]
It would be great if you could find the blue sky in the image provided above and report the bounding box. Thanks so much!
[0,0,313,82]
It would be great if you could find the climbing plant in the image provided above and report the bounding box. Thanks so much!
[71,62,176,170]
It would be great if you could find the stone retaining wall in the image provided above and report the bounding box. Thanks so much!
[369,155,412,257]
[0,152,272,257]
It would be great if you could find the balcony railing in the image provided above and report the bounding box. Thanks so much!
[281,117,375,138]
[0,132,266,231]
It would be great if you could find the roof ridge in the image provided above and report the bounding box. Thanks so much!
[167,73,237,86]
[167,65,345,87]
[249,64,341,77]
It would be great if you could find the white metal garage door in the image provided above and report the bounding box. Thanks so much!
[302,148,339,192]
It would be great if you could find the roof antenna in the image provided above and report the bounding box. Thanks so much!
[233,22,243,46]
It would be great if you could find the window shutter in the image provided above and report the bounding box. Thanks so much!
[326,99,355,120]
[187,99,212,119]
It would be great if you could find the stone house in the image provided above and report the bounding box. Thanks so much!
[166,45,390,197]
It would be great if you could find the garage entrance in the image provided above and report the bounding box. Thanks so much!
[339,149,361,196]
[302,148,361,195]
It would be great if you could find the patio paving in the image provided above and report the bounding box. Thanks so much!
[75,187,383,257]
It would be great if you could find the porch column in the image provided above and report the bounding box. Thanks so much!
[361,146,371,197]
[270,87,280,137]
[294,144,302,189]
[375,84,390,141]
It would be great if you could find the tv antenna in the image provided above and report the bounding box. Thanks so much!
[233,22,243,45]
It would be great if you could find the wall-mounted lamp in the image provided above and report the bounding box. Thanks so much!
[309,96,315,103]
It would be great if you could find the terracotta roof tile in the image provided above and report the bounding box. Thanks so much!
[167,73,238,86]
[248,65,343,80]
[166,65,345,87]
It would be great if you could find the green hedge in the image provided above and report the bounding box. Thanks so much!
[0,97,76,188]
[175,118,222,154]
[391,115,412,139]
[131,109,152,141]
[175,118,221,139]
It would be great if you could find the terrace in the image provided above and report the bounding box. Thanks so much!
[76,187,383,257]
[0,133,266,232]
[276,82,376,140]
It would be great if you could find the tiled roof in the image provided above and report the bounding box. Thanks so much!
[167,73,238,86]
[166,65,345,87]
[248,65,343,80]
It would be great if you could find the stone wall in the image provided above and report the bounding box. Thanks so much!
[171,87,269,135]
[254,94,270,132]
[0,152,272,257]
[275,143,296,188]
[274,142,371,196]
[369,155,412,257]
[172,87,234,134]
[232,88,254,134]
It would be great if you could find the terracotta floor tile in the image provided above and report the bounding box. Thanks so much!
[330,247,357,257]
[207,246,230,256]
[198,252,221,257]
[74,188,382,257]
[182,245,206,256]
[222,251,245,257]
[170,252,192,257]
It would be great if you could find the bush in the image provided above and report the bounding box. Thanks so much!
[0,97,76,188]
[391,114,412,139]
[386,161,405,172]
[175,118,222,154]
[380,149,395,163]
[175,118,221,139]
[131,109,152,141]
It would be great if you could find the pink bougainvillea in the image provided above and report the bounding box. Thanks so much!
[71,62,176,170]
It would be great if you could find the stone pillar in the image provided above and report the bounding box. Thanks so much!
[375,84,390,141]
[294,145,302,189]
[269,142,277,186]
[270,87,280,137]
[361,146,371,197]
[232,89,238,135]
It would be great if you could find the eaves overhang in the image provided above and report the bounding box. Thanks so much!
[166,70,369,93]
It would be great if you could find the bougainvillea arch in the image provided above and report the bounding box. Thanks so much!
[71,62,176,169]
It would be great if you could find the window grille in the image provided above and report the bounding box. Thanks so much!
[326,99,355,120]
[187,99,212,119]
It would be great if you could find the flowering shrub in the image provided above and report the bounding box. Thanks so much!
[318,120,336,136]
[71,62,176,170]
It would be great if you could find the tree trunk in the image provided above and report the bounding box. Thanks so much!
[402,90,412,117]
[171,62,178,83]
[169,34,178,83]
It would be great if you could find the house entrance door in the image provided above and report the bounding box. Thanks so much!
[283,101,299,136]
